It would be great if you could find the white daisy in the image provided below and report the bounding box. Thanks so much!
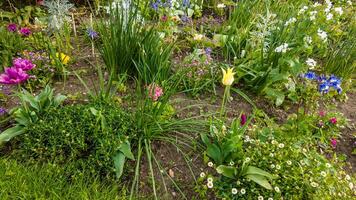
[240,188,246,194]
[232,188,238,195]
[200,172,206,178]
[208,162,214,167]
[207,181,213,188]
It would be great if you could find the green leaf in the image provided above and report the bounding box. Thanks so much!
[244,166,276,179]
[216,165,236,178]
[246,174,273,190]
[200,133,210,145]
[54,94,66,106]
[0,125,25,143]
[206,143,222,164]
[119,141,135,160]
[113,152,126,179]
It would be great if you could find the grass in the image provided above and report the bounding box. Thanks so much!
[0,158,127,199]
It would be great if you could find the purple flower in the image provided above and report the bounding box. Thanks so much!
[304,71,316,80]
[0,67,29,85]
[87,28,99,39]
[13,58,36,71]
[0,108,7,116]
[163,0,172,7]
[7,23,17,32]
[20,28,31,37]
[205,47,212,56]
[240,113,247,126]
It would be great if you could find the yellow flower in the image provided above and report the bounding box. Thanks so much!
[54,53,70,65]
[221,67,235,86]
[193,34,204,41]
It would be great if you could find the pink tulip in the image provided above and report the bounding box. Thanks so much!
[0,67,29,85]
[240,113,247,126]
[13,58,36,71]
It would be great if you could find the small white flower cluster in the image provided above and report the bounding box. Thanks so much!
[217,3,226,9]
[208,161,214,167]
[207,177,213,188]
[298,6,309,15]
[334,7,343,15]
[317,29,328,43]
[309,11,318,21]
[306,58,317,69]
[275,43,289,53]
[284,17,297,26]
[193,34,204,41]
[326,12,333,21]
[304,36,313,44]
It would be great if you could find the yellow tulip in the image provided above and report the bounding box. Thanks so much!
[221,67,235,86]
[55,53,70,65]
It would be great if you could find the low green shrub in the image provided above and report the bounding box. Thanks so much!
[13,101,133,180]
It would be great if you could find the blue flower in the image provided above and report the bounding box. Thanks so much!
[304,71,316,80]
[181,15,189,23]
[182,0,190,8]
[151,2,159,11]
[335,85,342,94]
[328,75,341,88]
[163,0,172,7]
[87,28,98,39]
[319,82,329,94]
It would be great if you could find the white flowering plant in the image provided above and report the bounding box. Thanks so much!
[196,112,354,199]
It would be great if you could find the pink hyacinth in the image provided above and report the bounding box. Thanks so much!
[330,138,337,148]
[240,113,247,126]
[7,23,17,32]
[13,58,35,71]
[329,117,337,124]
[148,83,163,101]
[0,67,29,85]
[20,27,31,37]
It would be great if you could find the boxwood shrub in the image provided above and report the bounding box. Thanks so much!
[14,101,133,180]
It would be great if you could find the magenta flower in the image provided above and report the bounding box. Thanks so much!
[0,67,29,85]
[7,23,17,32]
[240,113,247,126]
[13,58,36,71]
[148,83,164,101]
[329,117,337,124]
[319,110,326,117]
[20,28,31,37]
[330,138,337,148]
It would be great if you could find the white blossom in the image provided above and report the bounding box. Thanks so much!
[274,186,280,193]
[346,175,351,181]
[207,177,213,183]
[275,43,289,53]
[232,188,238,195]
[306,58,317,68]
[317,29,328,43]
[217,3,226,8]
[287,160,292,165]
[207,181,213,188]
[240,188,246,194]
[334,7,343,15]
[321,171,327,177]
[193,34,204,41]
[285,17,297,26]
[311,182,319,188]
[208,162,214,167]
[326,13,333,20]
[200,172,206,178]
[258,196,264,200]
[278,143,285,148]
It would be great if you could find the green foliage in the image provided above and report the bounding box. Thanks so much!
[0,85,66,143]
[0,158,125,199]
[0,26,25,70]
[14,100,133,180]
